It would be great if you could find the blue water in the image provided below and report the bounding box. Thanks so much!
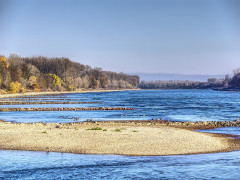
[1,89,240,179]
[1,150,240,179]
[1,89,240,123]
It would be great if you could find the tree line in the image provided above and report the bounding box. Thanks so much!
[139,70,240,90]
[227,69,240,89]
[139,80,218,89]
[0,54,139,94]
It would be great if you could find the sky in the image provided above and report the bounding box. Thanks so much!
[0,0,240,75]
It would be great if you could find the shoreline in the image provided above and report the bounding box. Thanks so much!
[0,89,141,98]
[0,120,239,156]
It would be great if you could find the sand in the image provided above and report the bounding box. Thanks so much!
[0,89,139,98]
[0,121,238,156]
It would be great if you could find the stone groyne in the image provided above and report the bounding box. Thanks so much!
[0,101,101,105]
[88,119,240,130]
[0,107,134,112]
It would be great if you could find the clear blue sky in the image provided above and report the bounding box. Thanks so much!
[0,0,239,75]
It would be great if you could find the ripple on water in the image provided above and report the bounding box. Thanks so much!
[1,90,240,123]
[1,150,240,179]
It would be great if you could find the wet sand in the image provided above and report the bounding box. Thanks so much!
[0,121,239,156]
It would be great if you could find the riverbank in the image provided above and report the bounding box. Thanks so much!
[0,89,140,98]
[0,121,239,156]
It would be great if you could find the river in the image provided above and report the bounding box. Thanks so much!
[1,90,240,179]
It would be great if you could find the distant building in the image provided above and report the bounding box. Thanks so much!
[223,75,230,87]
[208,78,218,84]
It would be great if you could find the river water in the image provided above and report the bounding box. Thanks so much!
[1,90,240,179]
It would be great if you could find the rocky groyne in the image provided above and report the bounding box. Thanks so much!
[0,107,134,112]
[0,101,101,105]
[84,119,240,130]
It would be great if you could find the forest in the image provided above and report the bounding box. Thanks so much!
[1,54,240,93]
[0,54,139,94]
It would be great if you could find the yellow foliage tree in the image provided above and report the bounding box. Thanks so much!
[29,75,37,85]
[9,81,22,93]
[0,56,10,68]
[96,80,100,89]
[28,75,40,92]
[32,83,40,92]
[49,74,61,88]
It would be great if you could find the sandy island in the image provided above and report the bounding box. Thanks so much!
[0,90,239,156]
[0,121,239,156]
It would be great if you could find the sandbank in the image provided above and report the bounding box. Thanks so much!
[0,121,239,156]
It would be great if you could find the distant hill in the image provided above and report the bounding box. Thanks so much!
[129,73,227,82]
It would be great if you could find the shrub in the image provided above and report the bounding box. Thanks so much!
[49,74,61,88]
[67,84,75,91]
[0,89,7,95]
[32,83,40,92]
[20,87,26,93]
[87,127,102,130]
[29,75,37,85]
[115,129,121,132]
[8,81,22,93]
[0,56,9,68]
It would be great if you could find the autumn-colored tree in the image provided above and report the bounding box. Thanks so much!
[29,76,37,85]
[8,81,23,93]
[0,54,140,92]
[0,56,9,68]
[0,75,2,87]
[49,74,61,89]
[81,75,90,89]
[0,56,11,88]
[65,78,75,91]
[27,75,39,91]
[38,74,48,90]
[9,67,21,82]
[32,83,40,92]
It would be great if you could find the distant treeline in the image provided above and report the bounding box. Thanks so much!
[0,54,139,94]
[139,71,240,90]
[139,80,221,89]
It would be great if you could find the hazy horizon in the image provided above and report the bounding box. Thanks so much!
[1,0,240,75]
[129,72,227,82]
[130,72,228,76]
